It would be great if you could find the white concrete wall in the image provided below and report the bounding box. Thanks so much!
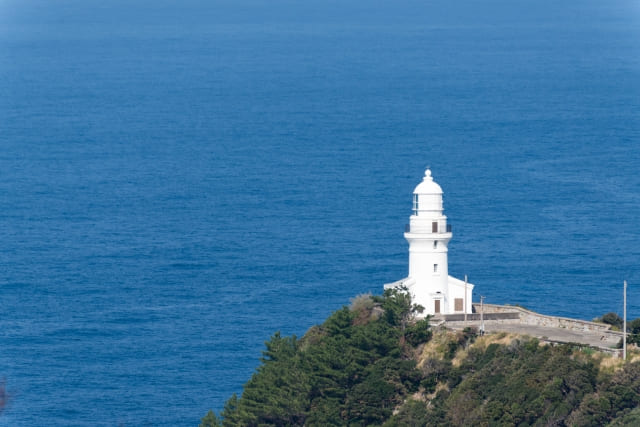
[447,276,474,314]
[398,169,475,316]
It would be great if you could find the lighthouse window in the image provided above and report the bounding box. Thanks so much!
[433,241,438,249]
[432,222,438,233]
[433,264,438,273]
[413,195,419,215]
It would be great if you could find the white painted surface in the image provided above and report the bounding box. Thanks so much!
[386,169,474,316]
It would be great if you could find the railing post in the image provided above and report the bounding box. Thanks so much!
[480,296,485,335]
[464,275,468,325]
[624,280,627,361]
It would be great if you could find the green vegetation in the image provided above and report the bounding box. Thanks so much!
[203,293,640,426]
[594,313,640,346]
[595,312,624,331]
[626,318,640,346]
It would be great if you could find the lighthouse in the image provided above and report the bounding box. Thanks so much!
[385,169,474,316]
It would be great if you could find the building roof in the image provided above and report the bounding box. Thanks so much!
[413,169,443,195]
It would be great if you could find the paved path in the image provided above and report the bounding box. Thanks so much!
[448,321,622,350]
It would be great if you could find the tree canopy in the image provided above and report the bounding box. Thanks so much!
[203,294,640,427]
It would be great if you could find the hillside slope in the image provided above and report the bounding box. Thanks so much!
[202,290,640,426]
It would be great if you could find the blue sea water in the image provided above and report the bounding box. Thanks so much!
[0,0,639,424]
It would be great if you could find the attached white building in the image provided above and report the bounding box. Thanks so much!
[385,169,474,316]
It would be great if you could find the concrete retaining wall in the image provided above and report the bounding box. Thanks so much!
[470,303,612,333]
[440,304,624,356]
[442,313,520,322]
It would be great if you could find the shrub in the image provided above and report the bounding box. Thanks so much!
[597,312,623,330]
[406,318,432,347]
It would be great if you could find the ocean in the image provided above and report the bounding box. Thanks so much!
[0,0,639,424]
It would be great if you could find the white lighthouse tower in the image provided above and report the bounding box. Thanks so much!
[385,169,474,316]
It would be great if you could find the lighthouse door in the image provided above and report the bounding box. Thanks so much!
[434,300,441,314]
